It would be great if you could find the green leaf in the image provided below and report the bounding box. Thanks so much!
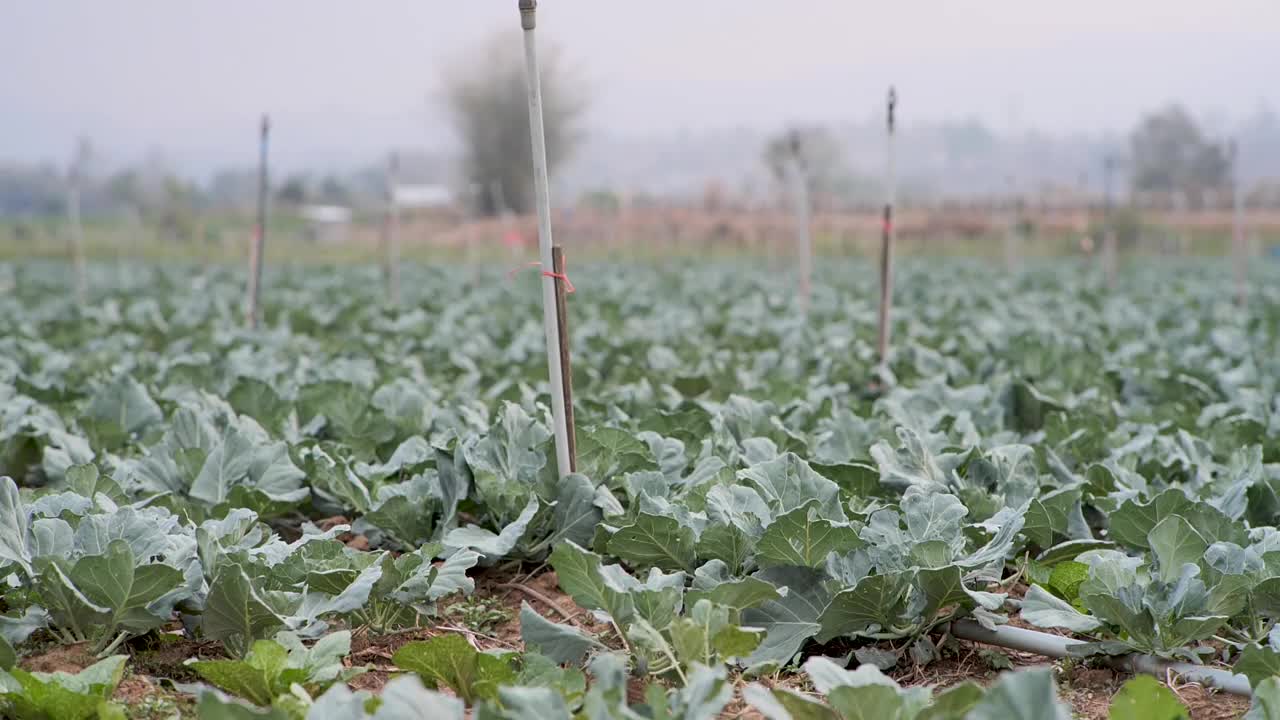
[203,564,287,658]
[711,625,763,659]
[817,573,910,642]
[738,453,845,520]
[548,542,634,625]
[1146,515,1207,583]
[496,686,571,720]
[695,523,753,575]
[756,503,862,569]
[1236,645,1280,690]
[392,634,516,704]
[916,681,984,720]
[743,685,839,720]
[191,639,295,706]
[741,567,831,668]
[1108,675,1188,720]
[1246,677,1280,720]
[70,539,183,636]
[519,602,603,665]
[965,668,1070,720]
[1020,584,1101,632]
[0,655,127,720]
[0,637,13,672]
[827,685,922,720]
[687,572,781,613]
[0,476,32,576]
[1047,561,1089,603]
[194,690,291,720]
[444,497,539,558]
[607,513,696,573]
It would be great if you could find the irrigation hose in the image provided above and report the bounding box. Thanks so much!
[949,619,1253,697]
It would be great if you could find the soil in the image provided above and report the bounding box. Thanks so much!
[7,570,1257,719]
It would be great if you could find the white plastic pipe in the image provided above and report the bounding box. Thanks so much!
[519,0,572,479]
[950,620,1252,696]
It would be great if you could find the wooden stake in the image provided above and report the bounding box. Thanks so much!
[876,87,898,373]
[519,0,572,479]
[246,115,270,328]
[552,245,577,471]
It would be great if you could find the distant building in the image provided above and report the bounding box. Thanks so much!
[299,204,352,244]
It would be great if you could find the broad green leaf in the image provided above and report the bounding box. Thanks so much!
[1247,677,1280,720]
[71,539,183,635]
[742,567,831,668]
[392,634,516,704]
[496,686,571,720]
[1020,584,1101,632]
[519,602,604,665]
[739,453,845,521]
[756,503,862,569]
[607,513,696,573]
[1107,675,1188,720]
[817,573,910,642]
[203,564,287,658]
[549,542,635,625]
[965,668,1069,720]
[1146,515,1206,583]
[1236,645,1280,689]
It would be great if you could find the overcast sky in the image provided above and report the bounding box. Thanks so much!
[3,1,1277,175]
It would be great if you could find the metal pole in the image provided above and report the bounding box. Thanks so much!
[519,0,572,479]
[787,131,812,314]
[876,87,897,373]
[246,115,270,329]
[67,158,86,306]
[1229,139,1247,308]
[383,152,401,306]
[951,620,1252,697]
[1102,154,1117,289]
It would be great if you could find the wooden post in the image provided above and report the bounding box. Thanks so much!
[786,131,813,314]
[246,115,270,328]
[552,245,577,471]
[519,0,572,479]
[383,152,401,306]
[876,87,898,373]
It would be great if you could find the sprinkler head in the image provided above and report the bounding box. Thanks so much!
[519,0,537,30]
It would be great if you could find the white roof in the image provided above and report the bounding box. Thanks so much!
[300,205,352,223]
[393,184,453,208]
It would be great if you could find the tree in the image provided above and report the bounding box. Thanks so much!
[276,175,308,206]
[762,126,848,201]
[1130,105,1230,206]
[441,35,586,216]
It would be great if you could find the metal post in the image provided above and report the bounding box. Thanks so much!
[383,152,401,306]
[787,131,812,314]
[1101,154,1117,289]
[246,115,270,328]
[876,87,897,373]
[519,0,572,479]
[1229,139,1247,308]
[67,158,86,306]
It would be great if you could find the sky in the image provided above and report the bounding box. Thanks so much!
[3,0,1277,176]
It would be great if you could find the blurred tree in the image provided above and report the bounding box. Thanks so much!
[317,175,350,205]
[1130,105,1230,206]
[762,126,847,198]
[441,35,586,216]
[277,175,308,206]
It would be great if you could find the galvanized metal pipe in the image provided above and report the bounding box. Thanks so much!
[519,0,572,479]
